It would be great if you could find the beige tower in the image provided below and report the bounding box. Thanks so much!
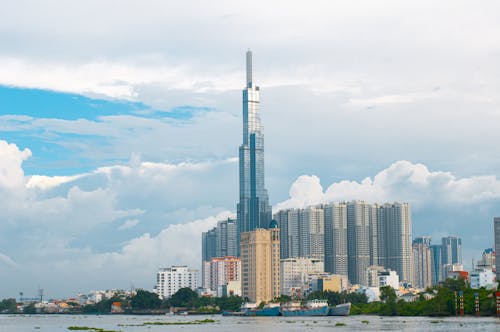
[240,224,280,303]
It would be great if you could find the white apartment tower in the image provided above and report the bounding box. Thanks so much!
[155,266,199,299]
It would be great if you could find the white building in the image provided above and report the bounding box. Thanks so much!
[366,265,399,290]
[155,266,199,299]
[280,257,324,296]
[470,269,496,289]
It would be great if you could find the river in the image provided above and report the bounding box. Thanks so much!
[0,314,499,331]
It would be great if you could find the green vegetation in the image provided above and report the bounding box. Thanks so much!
[0,298,17,313]
[130,290,161,310]
[356,278,498,317]
[67,327,120,332]
[335,322,346,326]
[305,290,368,306]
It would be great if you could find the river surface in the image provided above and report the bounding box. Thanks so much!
[0,314,499,331]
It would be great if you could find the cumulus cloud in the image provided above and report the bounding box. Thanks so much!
[277,160,500,209]
[0,140,31,190]
[1,139,499,297]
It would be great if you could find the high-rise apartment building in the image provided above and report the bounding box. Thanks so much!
[275,207,324,260]
[429,244,442,285]
[216,218,238,258]
[441,236,462,266]
[377,203,413,283]
[155,266,199,299]
[347,201,371,285]
[275,209,300,259]
[412,237,432,289]
[495,217,500,280]
[237,50,272,241]
[201,228,217,262]
[299,207,325,259]
[240,225,280,303]
[324,202,348,276]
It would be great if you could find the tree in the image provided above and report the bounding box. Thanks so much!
[169,288,199,308]
[130,290,162,310]
[0,298,17,313]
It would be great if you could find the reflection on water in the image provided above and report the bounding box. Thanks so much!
[0,314,499,332]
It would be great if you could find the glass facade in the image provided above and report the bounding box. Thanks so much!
[237,50,272,246]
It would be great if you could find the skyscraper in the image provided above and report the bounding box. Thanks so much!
[299,207,325,259]
[202,228,217,262]
[237,50,272,241]
[495,217,500,280]
[324,202,348,276]
[347,201,371,285]
[429,244,442,285]
[216,218,238,258]
[377,203,413,283]
[412,237,432,289]
[441,236,462,266]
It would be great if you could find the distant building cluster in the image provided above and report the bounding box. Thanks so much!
[154,51,499,305]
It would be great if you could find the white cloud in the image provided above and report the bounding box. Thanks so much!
[1,139,499,297]
[118,219,140,230]
[277,160,500,209]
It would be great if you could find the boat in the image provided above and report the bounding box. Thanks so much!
[280,299,329,317]
[222,310,247,316]
[237,302,281,316]
[244,306,281,316]
[328,302,351,316]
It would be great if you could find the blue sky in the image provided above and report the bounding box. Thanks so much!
[1,0,500,298]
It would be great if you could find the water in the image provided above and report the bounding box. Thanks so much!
[0,314,499,331]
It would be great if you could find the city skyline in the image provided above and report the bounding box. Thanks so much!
[1,1,500,298]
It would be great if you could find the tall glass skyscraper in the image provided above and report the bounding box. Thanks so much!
[237,50,272,239]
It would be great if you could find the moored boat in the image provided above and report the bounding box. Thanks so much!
[280,299,329,317]
[244,306,281,316]
[328,302,351,316]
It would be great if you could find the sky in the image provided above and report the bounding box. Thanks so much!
[1,0,500,298]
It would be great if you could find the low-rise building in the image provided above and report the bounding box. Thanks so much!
[280,257,324,296]
[470,269,496,289]
[309,274,348,293]
[366,265,399,289]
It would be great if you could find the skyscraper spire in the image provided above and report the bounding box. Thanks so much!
[237,50,272,250]
[246,49,253,87]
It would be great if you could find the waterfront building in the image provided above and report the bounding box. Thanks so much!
[495,217,500,280]
[280,257,324,296]
[412,237,432,289]
[347,201,371,285]
[202,256,241,295]
[240,223,280,303]
[324,202,348,276]
[377,203,413,284]
[237,50,272,243]
[429,244,442,285]
[366,265,399,290]
[309,274,349,293]
[441,236,462,266]
[470,268,496,289]
[155,266,199,299]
